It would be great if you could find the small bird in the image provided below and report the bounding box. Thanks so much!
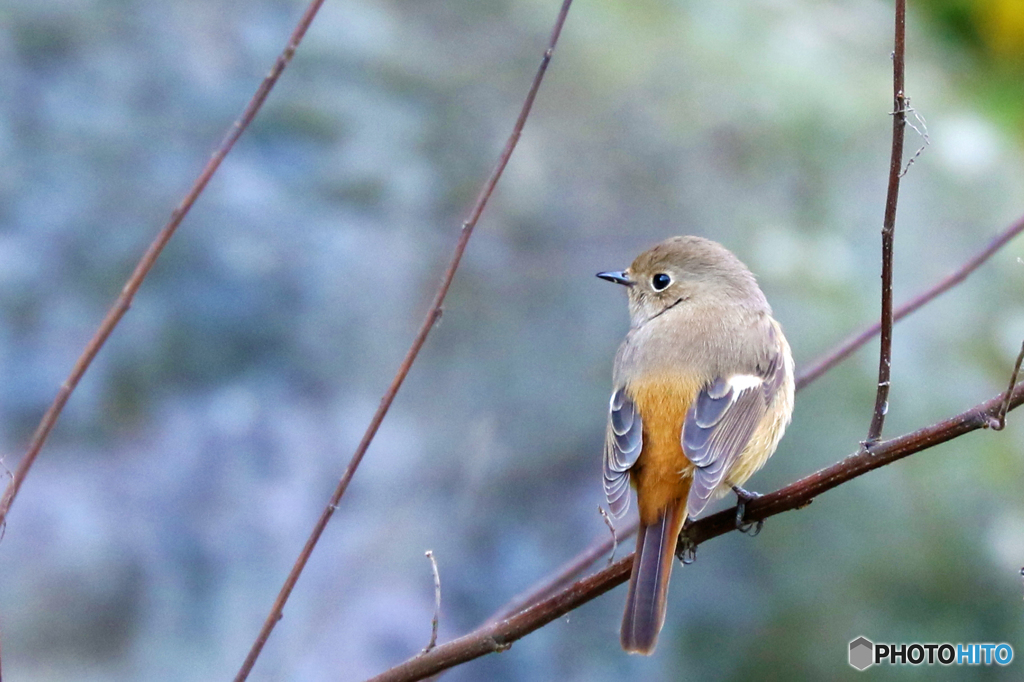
[598,236,794,655]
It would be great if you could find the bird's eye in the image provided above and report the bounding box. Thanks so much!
[652,273,671,291]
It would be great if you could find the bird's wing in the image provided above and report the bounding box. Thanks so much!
[682,348,785,519]
[604,386,643,518]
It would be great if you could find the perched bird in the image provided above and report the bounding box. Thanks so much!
[598,236,794,655]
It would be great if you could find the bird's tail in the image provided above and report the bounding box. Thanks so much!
[620,500,687,655]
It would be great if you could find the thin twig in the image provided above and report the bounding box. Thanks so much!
[989,340,1024,431]
[421,551,442,654]
[867,0,907,444]
[797,215,1024,390]
[484,518,638,627]
[233,2,575,679]
[597,507,618,566]
[0,0,330,529]
[366,381,1024,682]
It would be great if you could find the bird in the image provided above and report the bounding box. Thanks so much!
[598,235,794,655]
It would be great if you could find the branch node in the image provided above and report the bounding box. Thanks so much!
[489,637,513,653]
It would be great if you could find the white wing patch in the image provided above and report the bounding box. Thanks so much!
[726,374,764,394]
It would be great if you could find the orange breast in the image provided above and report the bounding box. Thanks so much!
[626,374,703,525]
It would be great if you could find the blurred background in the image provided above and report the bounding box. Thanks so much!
[2,0,1024,679]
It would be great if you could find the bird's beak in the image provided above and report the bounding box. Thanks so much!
[597,270,634,287]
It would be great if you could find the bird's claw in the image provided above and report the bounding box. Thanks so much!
[676,519,697,565]
[732,485,764,536]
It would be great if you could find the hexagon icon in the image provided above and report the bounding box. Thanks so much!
[849,637,874,671]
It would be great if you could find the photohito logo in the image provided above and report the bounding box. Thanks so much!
[849,637,1013,670]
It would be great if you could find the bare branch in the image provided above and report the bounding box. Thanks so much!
[367,382,1024,682]
[233,2,576,678]
[797,215,1024,390]
[370,558,633,682]
[866,0,907,444]
[0,0,331,528]
[421,551,442,654]
[484,519,638,627]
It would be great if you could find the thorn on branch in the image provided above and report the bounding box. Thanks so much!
[597,506,618,566]
[421,550,442,655]
[989,339,1024,431]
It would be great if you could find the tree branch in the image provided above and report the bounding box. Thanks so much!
[367,381,1024,682]
[484,518,638,628]
[867,0,907,443]
[0,0,331,528]
[233,2,576,679]
[796,213,1024,390]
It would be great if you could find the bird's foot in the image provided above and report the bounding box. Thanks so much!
[732,485,764,536]
[676,518,697,565]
